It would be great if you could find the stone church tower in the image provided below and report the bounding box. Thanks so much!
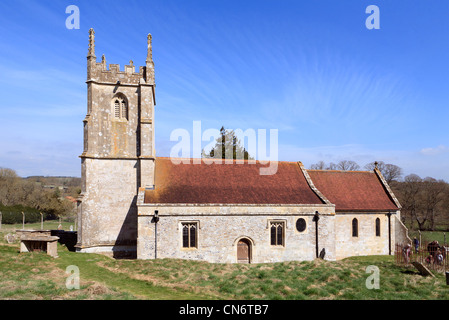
[75,29,156,257]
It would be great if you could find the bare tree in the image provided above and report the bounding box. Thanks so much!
[0,168,19,206]
[310,161,326,170]
[310,160,360,171]
[396,174,447,231]
[365,161,403,183]
[336,160,360,171]
[365,161,386,172]
[422,177,446,231]
[0,168,18,179]
[327,162,337,170]
[383,164,403,184]
[399,174,422,228]
[441,187,449,230]
[0,167,77,218]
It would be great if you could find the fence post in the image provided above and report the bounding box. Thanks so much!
[40,212,43,230]
[22,211,25,230]
[0,211,2,230]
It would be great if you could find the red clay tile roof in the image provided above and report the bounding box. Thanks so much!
[144,157,325,205]
[306,170,399,212]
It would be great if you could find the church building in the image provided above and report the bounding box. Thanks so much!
[75,29,410,262]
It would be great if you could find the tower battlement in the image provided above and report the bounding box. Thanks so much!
[86,28,154,86]
[88,58,146,85]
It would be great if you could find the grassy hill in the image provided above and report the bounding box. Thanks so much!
[1,224,449,301]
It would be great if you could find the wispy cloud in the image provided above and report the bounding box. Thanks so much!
[279,143,449,182]
[420,145,449,156]
[259,52,413,131]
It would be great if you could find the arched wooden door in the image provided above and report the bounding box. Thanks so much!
[237,238,251,263]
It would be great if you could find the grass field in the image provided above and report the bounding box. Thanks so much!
[1,222,449,300]
[408,229,449,245]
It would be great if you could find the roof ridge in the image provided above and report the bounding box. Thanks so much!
[156,156,300,164]
[373,167,402,209]
[307,169,373,173]
[297,162,332,205]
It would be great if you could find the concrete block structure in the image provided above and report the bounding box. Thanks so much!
[18,230,59,258]
[76,29,410,262]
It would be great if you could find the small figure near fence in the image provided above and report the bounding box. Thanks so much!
[402,243,412,264]
[396,240,448,274]
[413,237,419,253]
[436,249,444,265]
[427,241,442,257]
[441,247,447,261]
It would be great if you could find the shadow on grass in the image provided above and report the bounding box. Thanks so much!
[401,269,420,275]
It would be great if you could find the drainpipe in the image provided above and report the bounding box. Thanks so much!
[387,211,392,255]
[153,210,159,259]
[313,211,320,258]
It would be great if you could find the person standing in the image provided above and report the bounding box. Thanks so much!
[403,244,412,264]
[413,237,420,253]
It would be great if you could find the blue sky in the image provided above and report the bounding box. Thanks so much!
[0,0,449,181]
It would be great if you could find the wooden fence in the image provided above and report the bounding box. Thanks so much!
[395,241,449,273]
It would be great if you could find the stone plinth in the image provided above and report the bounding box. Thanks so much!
[18,230,59,258]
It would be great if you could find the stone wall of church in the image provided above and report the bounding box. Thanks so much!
[394,214,411,246]
[137,202,336,263]
[76,158,139,254]
[334,212,398,260]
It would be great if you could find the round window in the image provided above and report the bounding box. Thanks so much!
[296,218,306,232]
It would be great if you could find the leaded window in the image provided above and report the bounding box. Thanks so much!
[352,218,358,237]
[182,223,197,248]
[375,218,381,237]
[270,221,284,246]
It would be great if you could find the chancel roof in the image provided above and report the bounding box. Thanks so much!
[307,170,399,212]
[142,157,400,212]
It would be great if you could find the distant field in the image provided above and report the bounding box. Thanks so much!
[0,220,75,232]
[408,230,449,245]
[1,225,449,300]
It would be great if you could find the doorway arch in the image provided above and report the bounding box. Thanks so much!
[236,237,252,263]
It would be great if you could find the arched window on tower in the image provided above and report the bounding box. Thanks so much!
[112,94,128,120]
[352,218,358,237]
[121,100,128,119]
[114,100,120,118]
